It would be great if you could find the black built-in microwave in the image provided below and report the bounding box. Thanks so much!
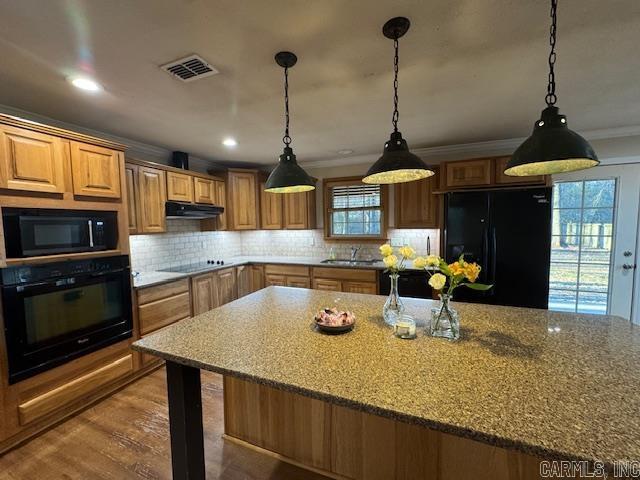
[2,208,118,258]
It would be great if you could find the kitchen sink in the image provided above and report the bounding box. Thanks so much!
[320,259,378,266]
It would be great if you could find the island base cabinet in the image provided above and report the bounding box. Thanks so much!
[223,376,559,480]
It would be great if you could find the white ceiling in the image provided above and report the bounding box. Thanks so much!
[0,0,638,166]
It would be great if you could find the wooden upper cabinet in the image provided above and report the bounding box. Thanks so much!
[494,155,547,185]
[125,164,139,234]
[213,180,227,230]
[194,177,215,204]
[283,190,316,230]
[260,185,283,230]
[0,125,66,193]
[443,158,492,189]
[227,170,259,230]
[137,166,167,233]
[166,171,194,203]
[70,141,121,198]
[395,167,440,229]
[191,273,217,315]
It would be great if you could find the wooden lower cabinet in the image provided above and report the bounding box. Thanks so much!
[250,265,265,292]
[224,376,544,480]
[264,265,311,289]
[236,265,252,298]
[137,279,191,336]
[216,268,237,305]
[311,267,378,294]
[191,273,217,316]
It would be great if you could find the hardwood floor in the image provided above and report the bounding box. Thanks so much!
[0,367,330,480]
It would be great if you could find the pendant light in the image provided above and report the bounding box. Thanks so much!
[504,0,598,176]
[363,17,434,185]
[264,51,315,194]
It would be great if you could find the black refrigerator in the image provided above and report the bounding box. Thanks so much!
[443,187,552,309]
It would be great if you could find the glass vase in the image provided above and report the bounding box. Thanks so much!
[383,273,405,326]
[430,294,460,340]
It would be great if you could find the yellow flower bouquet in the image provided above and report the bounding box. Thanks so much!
[412,254,493,340]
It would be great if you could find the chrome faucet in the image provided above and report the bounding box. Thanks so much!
[350,246,361,262]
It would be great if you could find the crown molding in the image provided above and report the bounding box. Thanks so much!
[300,124,640,169]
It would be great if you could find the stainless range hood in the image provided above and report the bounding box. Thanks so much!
[165,201,224,219]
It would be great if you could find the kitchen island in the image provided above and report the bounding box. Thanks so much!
[132,287,640,480]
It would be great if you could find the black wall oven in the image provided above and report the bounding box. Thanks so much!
[3,208,118,258]
[1,255,132,384]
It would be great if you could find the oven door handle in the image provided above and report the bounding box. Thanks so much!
[90,268,127,278]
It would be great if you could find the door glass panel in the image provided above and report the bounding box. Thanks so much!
[549,179,616,314]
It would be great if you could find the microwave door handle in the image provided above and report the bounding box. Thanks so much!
[88,220,94,247]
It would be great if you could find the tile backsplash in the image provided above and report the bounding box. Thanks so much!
[129,220,439,272]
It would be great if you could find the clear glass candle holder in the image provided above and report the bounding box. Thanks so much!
[394,314,417,340]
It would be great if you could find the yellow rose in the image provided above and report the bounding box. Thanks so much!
[428,273,447,290]
[426,255,441,267]
[413,256,428,269]
[383,255,398,269]
[398,245,415,259]
[464,263,481,282]
[448,261,465,277]
[379,243,393,257]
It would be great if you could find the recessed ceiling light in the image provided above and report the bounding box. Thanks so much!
[338,149,354,155]
[222,138,238,148]
[69,77,102,92]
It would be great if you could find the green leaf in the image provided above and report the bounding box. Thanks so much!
[463,282,493,291]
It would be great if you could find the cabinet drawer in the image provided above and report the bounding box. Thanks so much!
[312,278,342,292]
[264,264,310,277]
[18,354,133,425]
[265,273,287,287]
[138,291,191,335]
[286,276,310,288]
[312,267,377,282]
[444,158,492,188]
[137,279,189,305]
[343,281,377,294]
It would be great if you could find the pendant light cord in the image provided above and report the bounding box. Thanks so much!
[283,66,292,146]
[392,37,400,132]
[545,0,558,106]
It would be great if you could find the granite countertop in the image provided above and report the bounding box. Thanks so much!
[133,255,427,288]
[132,287,640,468]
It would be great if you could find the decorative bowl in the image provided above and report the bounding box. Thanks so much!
[314,308,355,335]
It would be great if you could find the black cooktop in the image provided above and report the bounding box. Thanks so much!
[160,260,231,274]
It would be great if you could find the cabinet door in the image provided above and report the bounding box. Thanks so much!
[192,273,216,315]
[194,177,215,204]
[0,125,66,193]
[265,273,287,287]
[260,187,283,229]
[213,180,227,229]
[395,167,439,228]
[228,171,258,230]
[167,171,194,203]
[312,278,342,292]
[343,281,377,294]
[216,268,237,305]
[124,164,139,234]
[286,276,310,289]
[494,156,546,185]
[283,191,315,229]
[70,141,121,198]
[138,166,167,233]
[444,158,492,188]
[250,265,265,292]
[236,265,252,298]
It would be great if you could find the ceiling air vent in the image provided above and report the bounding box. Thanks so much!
[161,54,219,82]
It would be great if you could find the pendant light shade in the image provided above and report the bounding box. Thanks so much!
[504,106,598,176]
[362,17,434,185]
[504,0,598,176]
[265,51,315,194]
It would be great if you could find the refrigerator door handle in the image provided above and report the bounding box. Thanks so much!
[489,227,497,286]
